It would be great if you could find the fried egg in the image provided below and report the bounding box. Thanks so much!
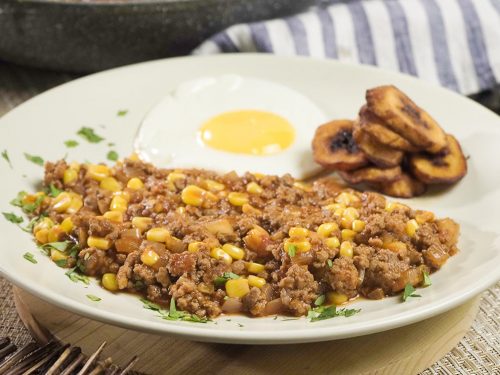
[134,75,327,178]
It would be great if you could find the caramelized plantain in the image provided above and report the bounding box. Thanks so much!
[358,106,419,152]
[408,134,467,184]
[338,165,402,185]
[312,120,368,171]
[353,123,404,168]
[377,173,426,198]
[366,85,447,153]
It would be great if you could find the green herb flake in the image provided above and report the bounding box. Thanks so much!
[117,110,128,117]
[65,268,90,285]
[314,294,325,307]
[214,272,240,287]
[2,212,23,224]
[10,191,27,207]
[308,305,361,322]
[77,127,104,143]
[22,195,44,214]
[287,244,297,257]
[108,142,115,147]
[422,271,432,287]
[23,252,37,264]
[2,150,12,168]
[327,259,333,268]
[107,150,119,162]
[42,241,69,252]
[24,153,44,166]
[140,298,209,323]
[64,140,79,148]
[86,294,102,302]
[55,259,68,268]
[402,283,421,302]
[48,183,62,197]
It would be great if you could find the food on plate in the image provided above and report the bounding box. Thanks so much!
[366,85,447,153]
[352,123,404,168]
[312,120,368,171]
[19,157,459,319]
[311,85,467,198]
[409,134,467,184]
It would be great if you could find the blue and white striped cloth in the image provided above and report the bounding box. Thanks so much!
[193,0,500,95]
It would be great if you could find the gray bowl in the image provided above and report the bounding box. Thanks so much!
[0,0,315,73]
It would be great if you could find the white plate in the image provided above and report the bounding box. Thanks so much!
[0,55,499,345]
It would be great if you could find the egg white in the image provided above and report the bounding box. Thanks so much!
[134,75,327,178]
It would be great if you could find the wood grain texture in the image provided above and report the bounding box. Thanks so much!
[13,288,480,375]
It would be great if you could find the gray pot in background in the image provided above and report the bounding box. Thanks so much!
[0,0,316,73]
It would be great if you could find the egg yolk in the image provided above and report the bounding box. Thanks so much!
[199,110,295,156]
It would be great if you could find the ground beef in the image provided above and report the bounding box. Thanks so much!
[170,276,223,318]
[327,258,359,298]
[279,265,318,316]
[242,287,268,316]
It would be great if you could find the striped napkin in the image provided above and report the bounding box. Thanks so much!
[193,0,500,96]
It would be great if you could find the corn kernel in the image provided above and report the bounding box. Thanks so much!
[102,273,119,291]
[327,291,349,305]
[335,192,360,206]
[87,164,110,181]
[47,226,64,243]
[63,168,78,184]
[126,177,144,190]
[284,239,311,253]
[246,182,263,195]
[415,211,435,224]
[246,262,265,274]
[87,236,111,250]
[203,191,219,205]
[132,216,152,231]
[113,190,131,202]
[352,220,366,232]
[181,185,205,206]
[341,217,353,229]
[228,192,249,206]
[222,244,245,260]
[252,172,265,180]
[99,177,122,192]
[333,207,345,217]
[293,181,313,192]
[323,203,345,211]
[141,249,159,267]
[146,227,170,242]
[103,210,123,223]
[66,194,83,214]
[385,241,407,253]
[248,275,266,288]
[35,228,49,244]
[339,241,354,258]
[325,236,340,249]
[225,278,250,298]
[241,203,261,215]
[288,227,309,238]
[406,219,419,237]
[341,229,356,242]
[385,202,408,213]
[167,172,186,183]
[69,162,81,172]
[210,247,233,265]
[317,222,339,238]
[50,249,68,263]
[60,217,74,233]
[204,179,225,192]
[343,207,360,220]
[188,242,204,253]
[52,192,72,213]
[33,217,54,234]
[110,196,128,213]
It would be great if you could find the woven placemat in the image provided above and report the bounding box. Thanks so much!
[0,61,499,374]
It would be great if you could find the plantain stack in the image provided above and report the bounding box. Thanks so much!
[312,85,467,198]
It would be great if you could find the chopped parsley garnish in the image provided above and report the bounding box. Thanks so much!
[2,150,12,168]
[86,294,101,302]
[2,212,23,224]
[10,191,27,207]
[48,183,62,197]
[287,244,297,257]
[307,305,361,322]
[55,259,68,267]
[314,294,325,306]
[108,142,115,147]
[402,283,421,302]
[77,127,104,143]
[65,268,90,285]
[23,252,37,264]
[214,272,240,287]
[64,140,79,148]
[24,153,44,166]
[41,241,69,253]
[422,271,432,287]
[327,259,333,268]
[107,150,119,161]
[11,191,45,214]
[117,110,128,117]
[141,298,209,323]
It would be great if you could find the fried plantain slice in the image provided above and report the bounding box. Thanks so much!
[408,134,467,184]
[338,165,402,185]
[377,173,427,198]
[358,106,419,152]
[353,123,404,168]
[366,85,447,153]
[312,120,368,171]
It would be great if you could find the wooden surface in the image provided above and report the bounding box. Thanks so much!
[13,288,480,375]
